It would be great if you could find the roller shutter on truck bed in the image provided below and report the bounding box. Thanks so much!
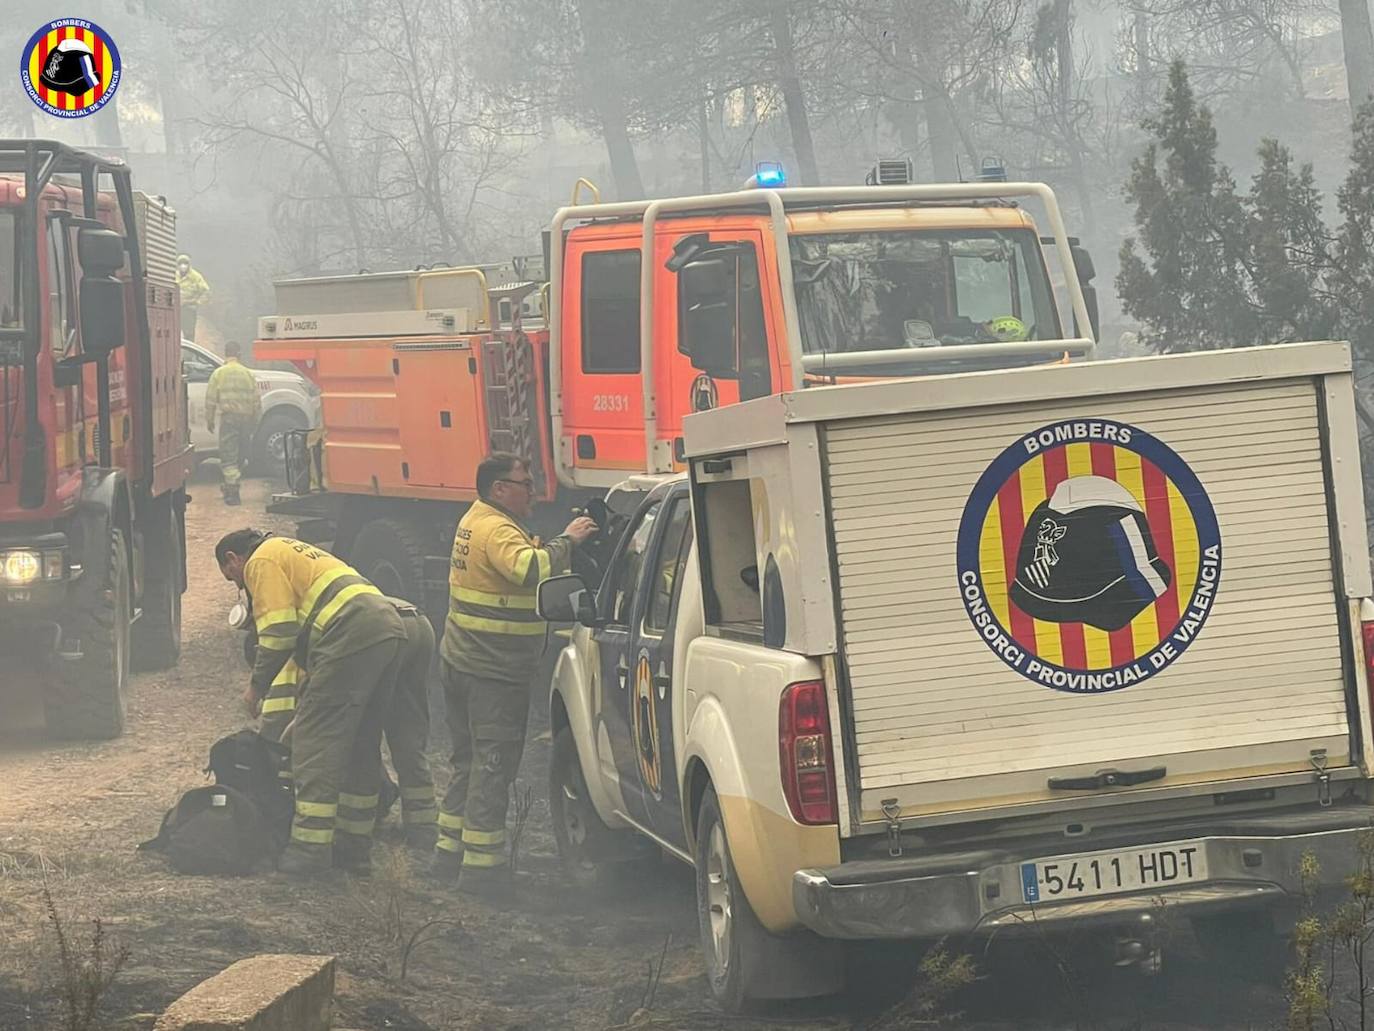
[824,377,1356,820]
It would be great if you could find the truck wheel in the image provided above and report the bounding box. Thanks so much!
[549,725,657,889]
[46,529,132,740]
[252,409,306,478]
[349,518,428,604]
[694,785,841,1011]
[132,497,183,671]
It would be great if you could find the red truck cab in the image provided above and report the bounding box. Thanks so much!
[550,181,1099,488]
[0,140,190,739]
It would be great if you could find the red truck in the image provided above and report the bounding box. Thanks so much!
[0,140,191,738]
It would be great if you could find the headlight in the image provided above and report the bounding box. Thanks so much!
[0,548,66,584]
[1,550,41,584]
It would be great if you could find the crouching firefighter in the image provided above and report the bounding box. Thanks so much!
[250,600,438,848]
[217,529,407,876]
[435,453,597,895]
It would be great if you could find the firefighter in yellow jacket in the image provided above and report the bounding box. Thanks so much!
[176,253,209,340]
[205,342,261,507]
[435,453,597,894]
[217,529,407,876]
[253,600,438,848]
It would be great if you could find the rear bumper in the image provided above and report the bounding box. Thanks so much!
[792,805,1374,940]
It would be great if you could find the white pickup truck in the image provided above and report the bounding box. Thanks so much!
[539,341,1374,1010]
[181,339,320,474]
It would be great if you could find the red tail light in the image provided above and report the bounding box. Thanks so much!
[779,680,838,825]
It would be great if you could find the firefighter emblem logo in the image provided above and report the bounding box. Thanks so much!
[20,19,121,119]
[631,651,662,798]
[690,373,719,413]
[956,419,1221,694]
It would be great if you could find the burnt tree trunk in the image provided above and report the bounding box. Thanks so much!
[1341,0,1374,114]
[768,2,820,186]
[574,0,645,200]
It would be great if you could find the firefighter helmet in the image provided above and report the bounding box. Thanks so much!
[985,315,1030,342]
[1009,475,1172,632]
[40,38,101,97]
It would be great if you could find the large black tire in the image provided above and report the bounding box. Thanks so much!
[46,528,132,740]
[132,496,183,671]
[252,408,307,479]
[348,518,429,605]
[548,725,657,890]
[693,785,841,1011]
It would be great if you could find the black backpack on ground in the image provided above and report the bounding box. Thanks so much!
[205,729,294,839]
[139,730,293,875]
[138,784,277,876]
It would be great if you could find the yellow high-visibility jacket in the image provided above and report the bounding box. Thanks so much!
[177,265,210,306]
[245,537,401,698]
[206,358,262,422]
[440,500,571,683]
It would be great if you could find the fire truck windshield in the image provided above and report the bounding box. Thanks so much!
[789,228,1061,358]
[0,212,19,333]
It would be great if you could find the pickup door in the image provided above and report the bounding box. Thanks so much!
[589,484,695,849]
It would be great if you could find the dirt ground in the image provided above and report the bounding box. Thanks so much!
[0,472,1289,1030]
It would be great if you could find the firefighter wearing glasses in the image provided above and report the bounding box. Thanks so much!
[217,529,407,876]
[435,453,597,895]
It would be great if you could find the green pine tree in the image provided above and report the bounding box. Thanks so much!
[1248,138,1337,345]
[1334,101,1374,375]
[1117,61,1256,353]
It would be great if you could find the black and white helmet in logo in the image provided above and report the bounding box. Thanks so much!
[40,38,100,96]
[1009,476,1172,632]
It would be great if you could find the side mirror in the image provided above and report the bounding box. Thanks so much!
[184,360,211,384]
[77,227,126,275]
[1078,284,1101,342]
[537,574,598,625]
[1070,243,1100,341]
[1070,243,1097,283]
[79,277,126,357]
[678,256,739,379]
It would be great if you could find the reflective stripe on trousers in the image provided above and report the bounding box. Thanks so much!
[401,785,437,826]
[436,810,464,853]
[337,791,379,838]
[461,825,507,868]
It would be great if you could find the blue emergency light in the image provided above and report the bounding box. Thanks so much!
[747,162,787,189]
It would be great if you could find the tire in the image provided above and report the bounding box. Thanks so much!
[132,496,183,671]
[548,726,657,890]
[348,518,429,605]
[694,785,841,1011]
[46,528,132,740]
[1192,908,1290,982]
[252,409,307,478]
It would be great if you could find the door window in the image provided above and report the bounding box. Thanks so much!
[603,500,661,626]
[181,344,218,383]
[644,497,692,634]
[47,217,76,357]
[582,250,641,374]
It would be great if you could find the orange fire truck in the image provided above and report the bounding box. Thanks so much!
[0,141,191,738]
[257,171,1099,614]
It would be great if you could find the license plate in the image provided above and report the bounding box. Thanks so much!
[1019,841,1207,903]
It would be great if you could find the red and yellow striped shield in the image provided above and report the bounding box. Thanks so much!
[20,20,122,120]
[956,419,1223,693]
